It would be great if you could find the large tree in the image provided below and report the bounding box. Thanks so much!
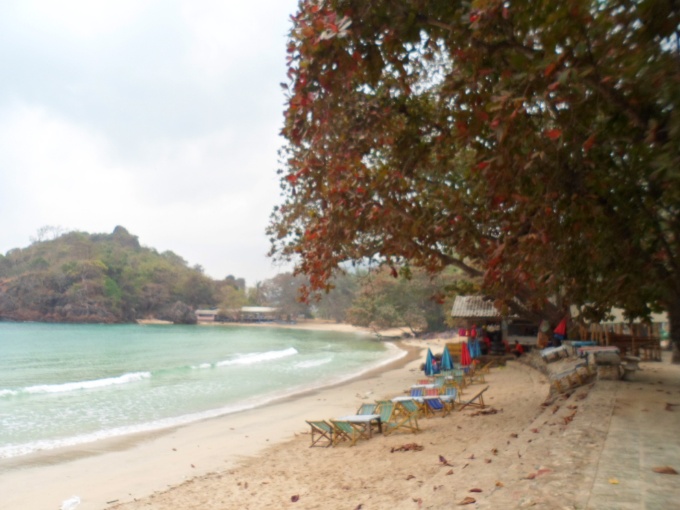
[269,1,680,359]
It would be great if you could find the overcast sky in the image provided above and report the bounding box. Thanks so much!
[0,0,300,286]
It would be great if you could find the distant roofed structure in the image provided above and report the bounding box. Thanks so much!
[450,296,502,320]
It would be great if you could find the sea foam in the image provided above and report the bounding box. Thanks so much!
[23,371,152,394]
[215,347,298,367]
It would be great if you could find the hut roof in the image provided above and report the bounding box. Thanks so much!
[450,296,502,319]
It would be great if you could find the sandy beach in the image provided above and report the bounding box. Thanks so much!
[2,322,678,509]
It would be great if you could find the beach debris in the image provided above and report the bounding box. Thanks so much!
[457,496,476,505]
[495,481,504,487]
[469,488,483,493]
[469,407,500,416]
[564,411,577,425]
[665,403,680,411]
[485,459,492,463]
[446,469,454,475]
[291,494,300,502]
[60,496,81,510]
[439,455,453,466]
[531,428,539,433]
[652,466,678,475]
[391,443,423,452]
[608,478,619,484]
[491,448,498,455]
[467,454,475,460]
[510,433,518,438]
[191,464,196,468]
[406,475,416,480]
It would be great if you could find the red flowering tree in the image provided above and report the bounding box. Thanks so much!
[268,1,680,360]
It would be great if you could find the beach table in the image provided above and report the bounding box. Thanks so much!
[410,383,436,390]
[335,414,382,437]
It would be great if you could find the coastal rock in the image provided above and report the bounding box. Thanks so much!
[158,301,197,324]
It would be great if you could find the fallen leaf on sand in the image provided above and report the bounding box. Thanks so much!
[406,475,416,480]
[439,455,453,466]
[392,443,424,452]
[467,454,475,460]
[491,448,498,455]
[485,459,492,464]
[525,473,536,480]
[446,469,454,475]
[291,495,300,502]
[652,466,678,475]
[458,497,476,505]
[495,481,504,487]
[608,478,619,485]
[510,433,518,438]
[469,488,482,493]
[355,505,363,510]
[665,403,679,411]
[531,428,539,433]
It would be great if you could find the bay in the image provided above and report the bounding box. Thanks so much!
[0,322,400,459]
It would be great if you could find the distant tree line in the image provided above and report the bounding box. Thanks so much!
[0,226,466,331]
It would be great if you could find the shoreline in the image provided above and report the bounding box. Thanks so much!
[0,325,426,509]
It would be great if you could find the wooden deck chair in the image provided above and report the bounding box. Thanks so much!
[391,399,421,434]
[424,388,454,417]
[375,400,419,435]
[423,396,453,417]
[459,386,489,411]
[356,402,381,434]
[477,361,493,375]
[357,403,377,415]
[451,369,469,388]
[440,386,460,410]
[305,420,334,447]
[330,420,370,446]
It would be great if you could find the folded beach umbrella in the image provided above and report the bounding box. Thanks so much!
[470,339,481,359]
[460,342,472,367]
[424,348,436,376]
[441,346,454,371]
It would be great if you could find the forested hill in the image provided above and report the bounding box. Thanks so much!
[0,226,243,324]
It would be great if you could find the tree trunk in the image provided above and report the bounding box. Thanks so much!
[669,300,680,364]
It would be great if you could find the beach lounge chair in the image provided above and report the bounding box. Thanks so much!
[423,388,454,417]
[357,403,377,415]
[440,386,460,409]
[376,400,420,435]
[459,386,489,411]
[330,419,371,446]
[305,420,335,447]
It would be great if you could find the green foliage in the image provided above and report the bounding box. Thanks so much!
[346,267,463,333]
[270,0,680,352]
[0,227,238,323]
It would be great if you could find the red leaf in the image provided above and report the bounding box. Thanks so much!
[545,129,562,140]
[476,161,490,171]
[544,62,557,78]
[582,134,596,152]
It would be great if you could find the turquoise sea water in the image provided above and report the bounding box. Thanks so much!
[0,322,402,459]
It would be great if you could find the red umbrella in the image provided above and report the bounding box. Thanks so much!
[460,342,472,366]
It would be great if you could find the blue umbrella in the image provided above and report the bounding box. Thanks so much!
[441,346,454,371]
[424,348,436,376]
[470,339,481,359]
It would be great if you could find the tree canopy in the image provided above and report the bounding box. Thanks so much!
[0,227,245,323]
[269,1,680,356]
